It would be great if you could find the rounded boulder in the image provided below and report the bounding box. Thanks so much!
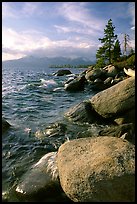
[57,136,135,202]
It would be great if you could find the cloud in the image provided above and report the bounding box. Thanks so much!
[2,2,45,19]
[57,2,106,32]
[22,2,39,16]
[2,52,26,61]
[54,2,107,44]
[131,26,135,30]
[54,24,101,37]
[3,2,134,61]
[2,27,97,61]
[128,2,135,29]
[2,27,53,53]
[2,2,17,18]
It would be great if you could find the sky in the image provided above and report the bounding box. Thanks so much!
[2,2,135,61]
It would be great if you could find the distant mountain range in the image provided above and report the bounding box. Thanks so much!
[2,56,95,69]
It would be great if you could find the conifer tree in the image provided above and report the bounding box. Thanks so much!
[96,19,117,65]
[112,39,121,62]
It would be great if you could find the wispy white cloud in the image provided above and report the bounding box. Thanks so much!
[128,2,135,30]
[54,2,107,46]
[54,24,101,37]
[22,2,40,16]
[2,27,52,52]
[2,2,45,19]
[131,26,135,31]
[2,27,97,61]
[57,2,106,32]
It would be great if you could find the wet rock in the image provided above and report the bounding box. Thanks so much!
[2,118,11,133]
[92,78,107,91]
[54,69,72,76]
[15,152,64,202]
[64,75,85,92]
[35,122,67,139]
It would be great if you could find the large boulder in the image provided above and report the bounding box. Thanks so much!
[57,136,135,202]
[90,76,135,118]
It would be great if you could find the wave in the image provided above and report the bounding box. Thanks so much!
[39,78,57,89]
[53,87,63,92]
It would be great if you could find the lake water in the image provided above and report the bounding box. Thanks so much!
[2,66,96,201]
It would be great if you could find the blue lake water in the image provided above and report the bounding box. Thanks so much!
[2,66,96,201]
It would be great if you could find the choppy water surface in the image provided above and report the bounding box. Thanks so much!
[2,66,96,201]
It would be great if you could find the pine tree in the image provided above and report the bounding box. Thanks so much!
[96,19,117,65]
[112,39,121,62]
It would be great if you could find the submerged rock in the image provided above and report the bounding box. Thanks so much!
[2,118,11,133]
[15,152,63,202]
[57,136,135,202]
[35,122,67,139]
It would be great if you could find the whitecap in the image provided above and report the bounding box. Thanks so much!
[24,128,31,134]
[40,79,57,88]
[53,87,63,92]
[17,85,27,91]
[67,74,76,77]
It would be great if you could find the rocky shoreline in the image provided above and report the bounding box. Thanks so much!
[2,65,135,202]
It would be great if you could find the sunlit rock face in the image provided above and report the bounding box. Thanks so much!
[57,136,135,202]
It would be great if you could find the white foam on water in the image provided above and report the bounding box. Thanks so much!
[53,87,62,92]
[39,79,57,89]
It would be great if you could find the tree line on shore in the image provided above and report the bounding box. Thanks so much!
[49,64,91,68]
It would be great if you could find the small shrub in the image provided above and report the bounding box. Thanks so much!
[126,54,135,68]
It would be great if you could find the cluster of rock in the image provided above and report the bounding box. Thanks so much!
[63,65,131,92]
[4,65,135,202]
[57,73,135,202]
